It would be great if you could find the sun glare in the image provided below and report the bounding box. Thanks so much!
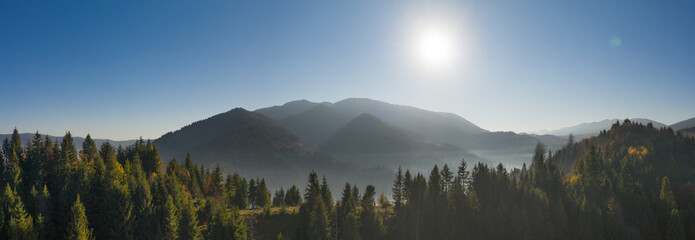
[417,28,455,67]
[408,20,462,74]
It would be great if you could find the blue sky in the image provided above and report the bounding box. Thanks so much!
[2,0,694,140]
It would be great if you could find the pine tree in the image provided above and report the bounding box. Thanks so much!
[178,197,201,240]
[3,129,24,190]
[360,185,383,240]
[210,165,223,196]
[161,195,178,240]
[66,195,92,240]
[2,184,35,240]
[660,176,676,209]
[320,176,333,212]
[392,166,404,209]
[206,207,246,240]
[257,178,271,208]
[338,183,359,240]
[273,187,285,207]
[233,176,248,209]
[285,185,301,206]
[248,179,257,208]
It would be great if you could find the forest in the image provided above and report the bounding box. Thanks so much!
[1,120,694,240]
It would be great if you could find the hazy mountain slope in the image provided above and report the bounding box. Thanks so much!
[254,98,540,166]
[533,118,667,136]
[0,133,135,151]
[254,99,319,120]
[680,126,695,137]
[320,113,486,170]
[330,98,487,143]
[153,107,396,196]
[320,113,456,154]
[154,108,310,164]
[280,104,351,147]
[670,117,695,131]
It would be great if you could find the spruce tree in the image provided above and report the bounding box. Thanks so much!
[2,184,35,240]
[66,195,92,240]
[257,178,271,208]
[392,166,404,209]
[178,197,201,240]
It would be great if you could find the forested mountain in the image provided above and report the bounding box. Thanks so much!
[153,108,393,195]
[672,117,695,131]
[256,98,541,166]
[279,104,351,147]
[254,100,319,120]
[155,108,321,170]
[532,118,667,137]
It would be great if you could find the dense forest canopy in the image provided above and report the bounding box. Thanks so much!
[1,120,694,239]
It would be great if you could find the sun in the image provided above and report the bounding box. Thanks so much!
[409,21,461,73]
[417,28,455,67]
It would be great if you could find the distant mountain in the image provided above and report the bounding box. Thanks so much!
[321,113,459,154]
[154,108,330,169]
[254,100,319,120]
[670,117,695,131]
[532,118,667,137]
[0,133,135,151]
[256,98,488,147]
[280,103,351,147]
[154,107,394,194]
[256,98,539,167]
[330,98,487,144]
[319,113,485,170]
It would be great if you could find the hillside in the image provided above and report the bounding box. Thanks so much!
[279,103,351,147]
[671,117,695,131]
[153,107,394,193]
[553,120,695,174]
[256,98,540,165]
[533,118,667,137]
[254,99,319,120]
[320,113,485,170]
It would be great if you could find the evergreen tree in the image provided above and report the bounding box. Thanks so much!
[320,176,333,212]
[660,176,676,209]
[233,176,248,209]
[285,185,301,206]
[2,184,35,240]
[257,178,271,208]
[65,195,92,240]
[360,185,383,240]
[161,195,179,240]
[206,207,246,240]
[338,183,359,240]
[392,166,404,209]
[178,197,201,240]
[273,187,285,207]
[3,129,23,190]
[248,179,257,208]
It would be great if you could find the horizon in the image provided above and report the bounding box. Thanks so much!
[2,97,691,141]
[3,1,695,140]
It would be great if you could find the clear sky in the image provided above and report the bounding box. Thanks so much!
[2,0,694,140]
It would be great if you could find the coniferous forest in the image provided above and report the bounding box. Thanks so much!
[1,121,694,240]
